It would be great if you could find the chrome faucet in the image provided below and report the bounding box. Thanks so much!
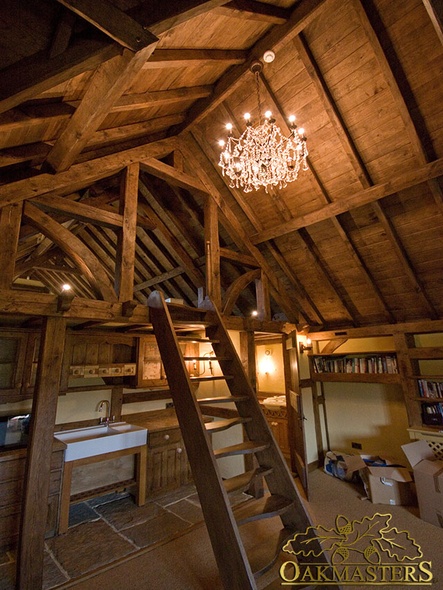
[97,399,111,424]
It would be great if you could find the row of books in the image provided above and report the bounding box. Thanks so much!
[422,402,443,426]
[417,379,443,399]
[311,354,398,374]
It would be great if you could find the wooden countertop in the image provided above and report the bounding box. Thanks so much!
[123,408,181,432]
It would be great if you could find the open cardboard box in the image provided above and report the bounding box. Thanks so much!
[402,440,443,527]
[324,451,414,505]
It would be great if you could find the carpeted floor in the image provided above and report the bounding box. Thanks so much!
[1,469,442,589]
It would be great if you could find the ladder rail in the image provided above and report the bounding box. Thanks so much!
[148,291,257,590]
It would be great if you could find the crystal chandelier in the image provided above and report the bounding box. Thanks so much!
[218,60,308,193]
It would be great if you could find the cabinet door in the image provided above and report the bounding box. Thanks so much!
[0,333,28,399]
[267,418,290,457]
[146,429,191,495]
[135,336,167,387]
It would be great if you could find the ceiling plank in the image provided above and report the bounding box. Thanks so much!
[115,163,139,302]
[143,49,247,69]
[292,33,395,322]
[251,156,443,244]
[55,0,157,51]
[23,202,118,301]
[0,38,121,116]
[44,41,159,173]
[0,137,177,207]
[173,0,329,132]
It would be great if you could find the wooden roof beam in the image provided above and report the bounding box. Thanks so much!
[0,137,177,207]
[55,0,157,51]
[422,0,443,45]
[44,40,159,173]
[215,0,290,24]
[140,158,208,193]
[250,156,443,243]
[0,38,121,116]
[220,248,258,268]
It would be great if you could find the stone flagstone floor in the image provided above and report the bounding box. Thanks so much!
[0,483,228,590]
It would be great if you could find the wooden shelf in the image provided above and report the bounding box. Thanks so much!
[311,372,401,384]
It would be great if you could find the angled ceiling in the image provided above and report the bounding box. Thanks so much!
[0,0,442,329]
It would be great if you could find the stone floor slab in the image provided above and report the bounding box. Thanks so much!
[121,510,192,548]
[94,497,164,531]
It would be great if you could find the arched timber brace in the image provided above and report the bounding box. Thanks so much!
[23,202,118,301]
[222,269,261,315]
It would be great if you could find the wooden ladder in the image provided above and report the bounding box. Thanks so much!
[148,291,329,590]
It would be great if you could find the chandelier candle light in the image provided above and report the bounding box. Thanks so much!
[218,60,308,193]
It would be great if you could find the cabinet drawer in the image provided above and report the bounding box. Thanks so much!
[148,428,182,448]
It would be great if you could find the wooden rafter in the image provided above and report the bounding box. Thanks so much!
[55,0,158,51]
[422,0,443,45]
[215,0,290,24]
[222,269,261,315]
[144,49,247,69]
[250,156,443,243]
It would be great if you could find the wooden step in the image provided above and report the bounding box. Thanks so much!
[251,526,295,579]
[223,467,273,494]
[214,441,269,459]
[177,336,220,344]
[183,356,231,361]
[235,494,294,526]
[190,375,233,382]
[198,395,250,404]
[205,416,252,433]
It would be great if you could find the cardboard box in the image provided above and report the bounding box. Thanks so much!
[402,440,443,527]
[324,451,366,481]
[363,464,413,505]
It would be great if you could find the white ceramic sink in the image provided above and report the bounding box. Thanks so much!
[54,422,147,461]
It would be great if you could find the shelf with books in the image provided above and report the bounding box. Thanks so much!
[309,352,400,383]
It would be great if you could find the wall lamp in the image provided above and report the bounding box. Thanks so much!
[299,338,313,354]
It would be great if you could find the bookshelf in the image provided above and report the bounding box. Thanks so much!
[309,352,400,384]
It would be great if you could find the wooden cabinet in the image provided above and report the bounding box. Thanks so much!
[146,427,192,495]
[0,330,40,402]
[0,446,63,549]
[61,333,137,390]
[261,405,290,458]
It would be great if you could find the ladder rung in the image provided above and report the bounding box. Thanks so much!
[235,494,294,526]
[223,467,273,494]
[198,396,250,404]
[190,375,233,382]
[183,356,231,361]
[205,416,252,433]
[214,441,269,459]
[177,336,220,344]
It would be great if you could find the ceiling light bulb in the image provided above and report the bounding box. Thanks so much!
[265,110,272,119]
[244,112,251,121]
[226,123,233,131]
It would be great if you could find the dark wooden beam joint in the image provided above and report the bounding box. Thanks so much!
[122,299,138,317]
[57,289,75,312]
